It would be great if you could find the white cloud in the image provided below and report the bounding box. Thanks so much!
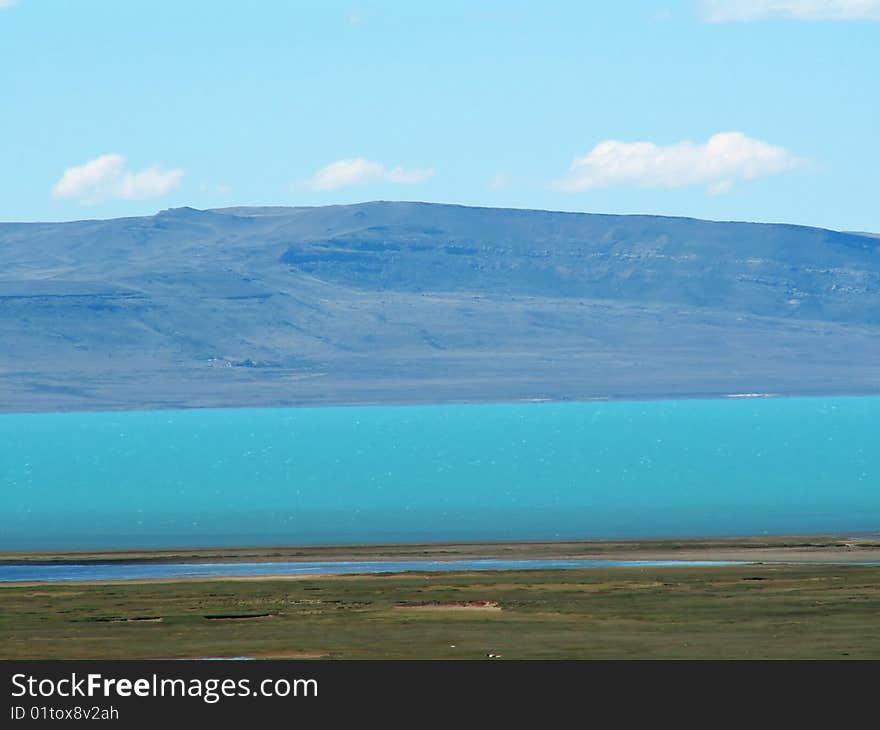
[52,154,184,204]
[306,157,434,191]
[701,0,880,21]
[554,132,804,194]
[0,0,19,8]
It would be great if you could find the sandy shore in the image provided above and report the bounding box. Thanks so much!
[2,534,879,571]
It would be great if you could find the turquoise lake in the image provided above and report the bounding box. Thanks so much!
[1,397,878,551]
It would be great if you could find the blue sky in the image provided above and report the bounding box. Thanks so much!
[1,0,878,231]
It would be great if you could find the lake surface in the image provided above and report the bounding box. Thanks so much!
[1,397,879,551]
[0,559,747,583]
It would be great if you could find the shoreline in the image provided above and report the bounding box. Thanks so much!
[2,388,880,417]
[3,534,880,570]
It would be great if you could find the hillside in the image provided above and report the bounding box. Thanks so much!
[1,201,878,412]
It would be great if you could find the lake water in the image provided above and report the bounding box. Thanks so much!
[0,559,747,583]
[1,397,878,551]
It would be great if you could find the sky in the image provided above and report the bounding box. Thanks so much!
[1,0,878,231]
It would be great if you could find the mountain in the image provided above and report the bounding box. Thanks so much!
[1,201,878,412]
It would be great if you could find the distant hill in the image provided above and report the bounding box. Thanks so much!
[1,201,878,412]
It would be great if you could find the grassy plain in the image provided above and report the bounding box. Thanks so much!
[4,561,880,659]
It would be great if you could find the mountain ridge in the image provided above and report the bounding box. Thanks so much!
[1,201,878,412]
[6,200,875,235]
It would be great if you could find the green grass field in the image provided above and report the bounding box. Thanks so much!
[4,564,880,659]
